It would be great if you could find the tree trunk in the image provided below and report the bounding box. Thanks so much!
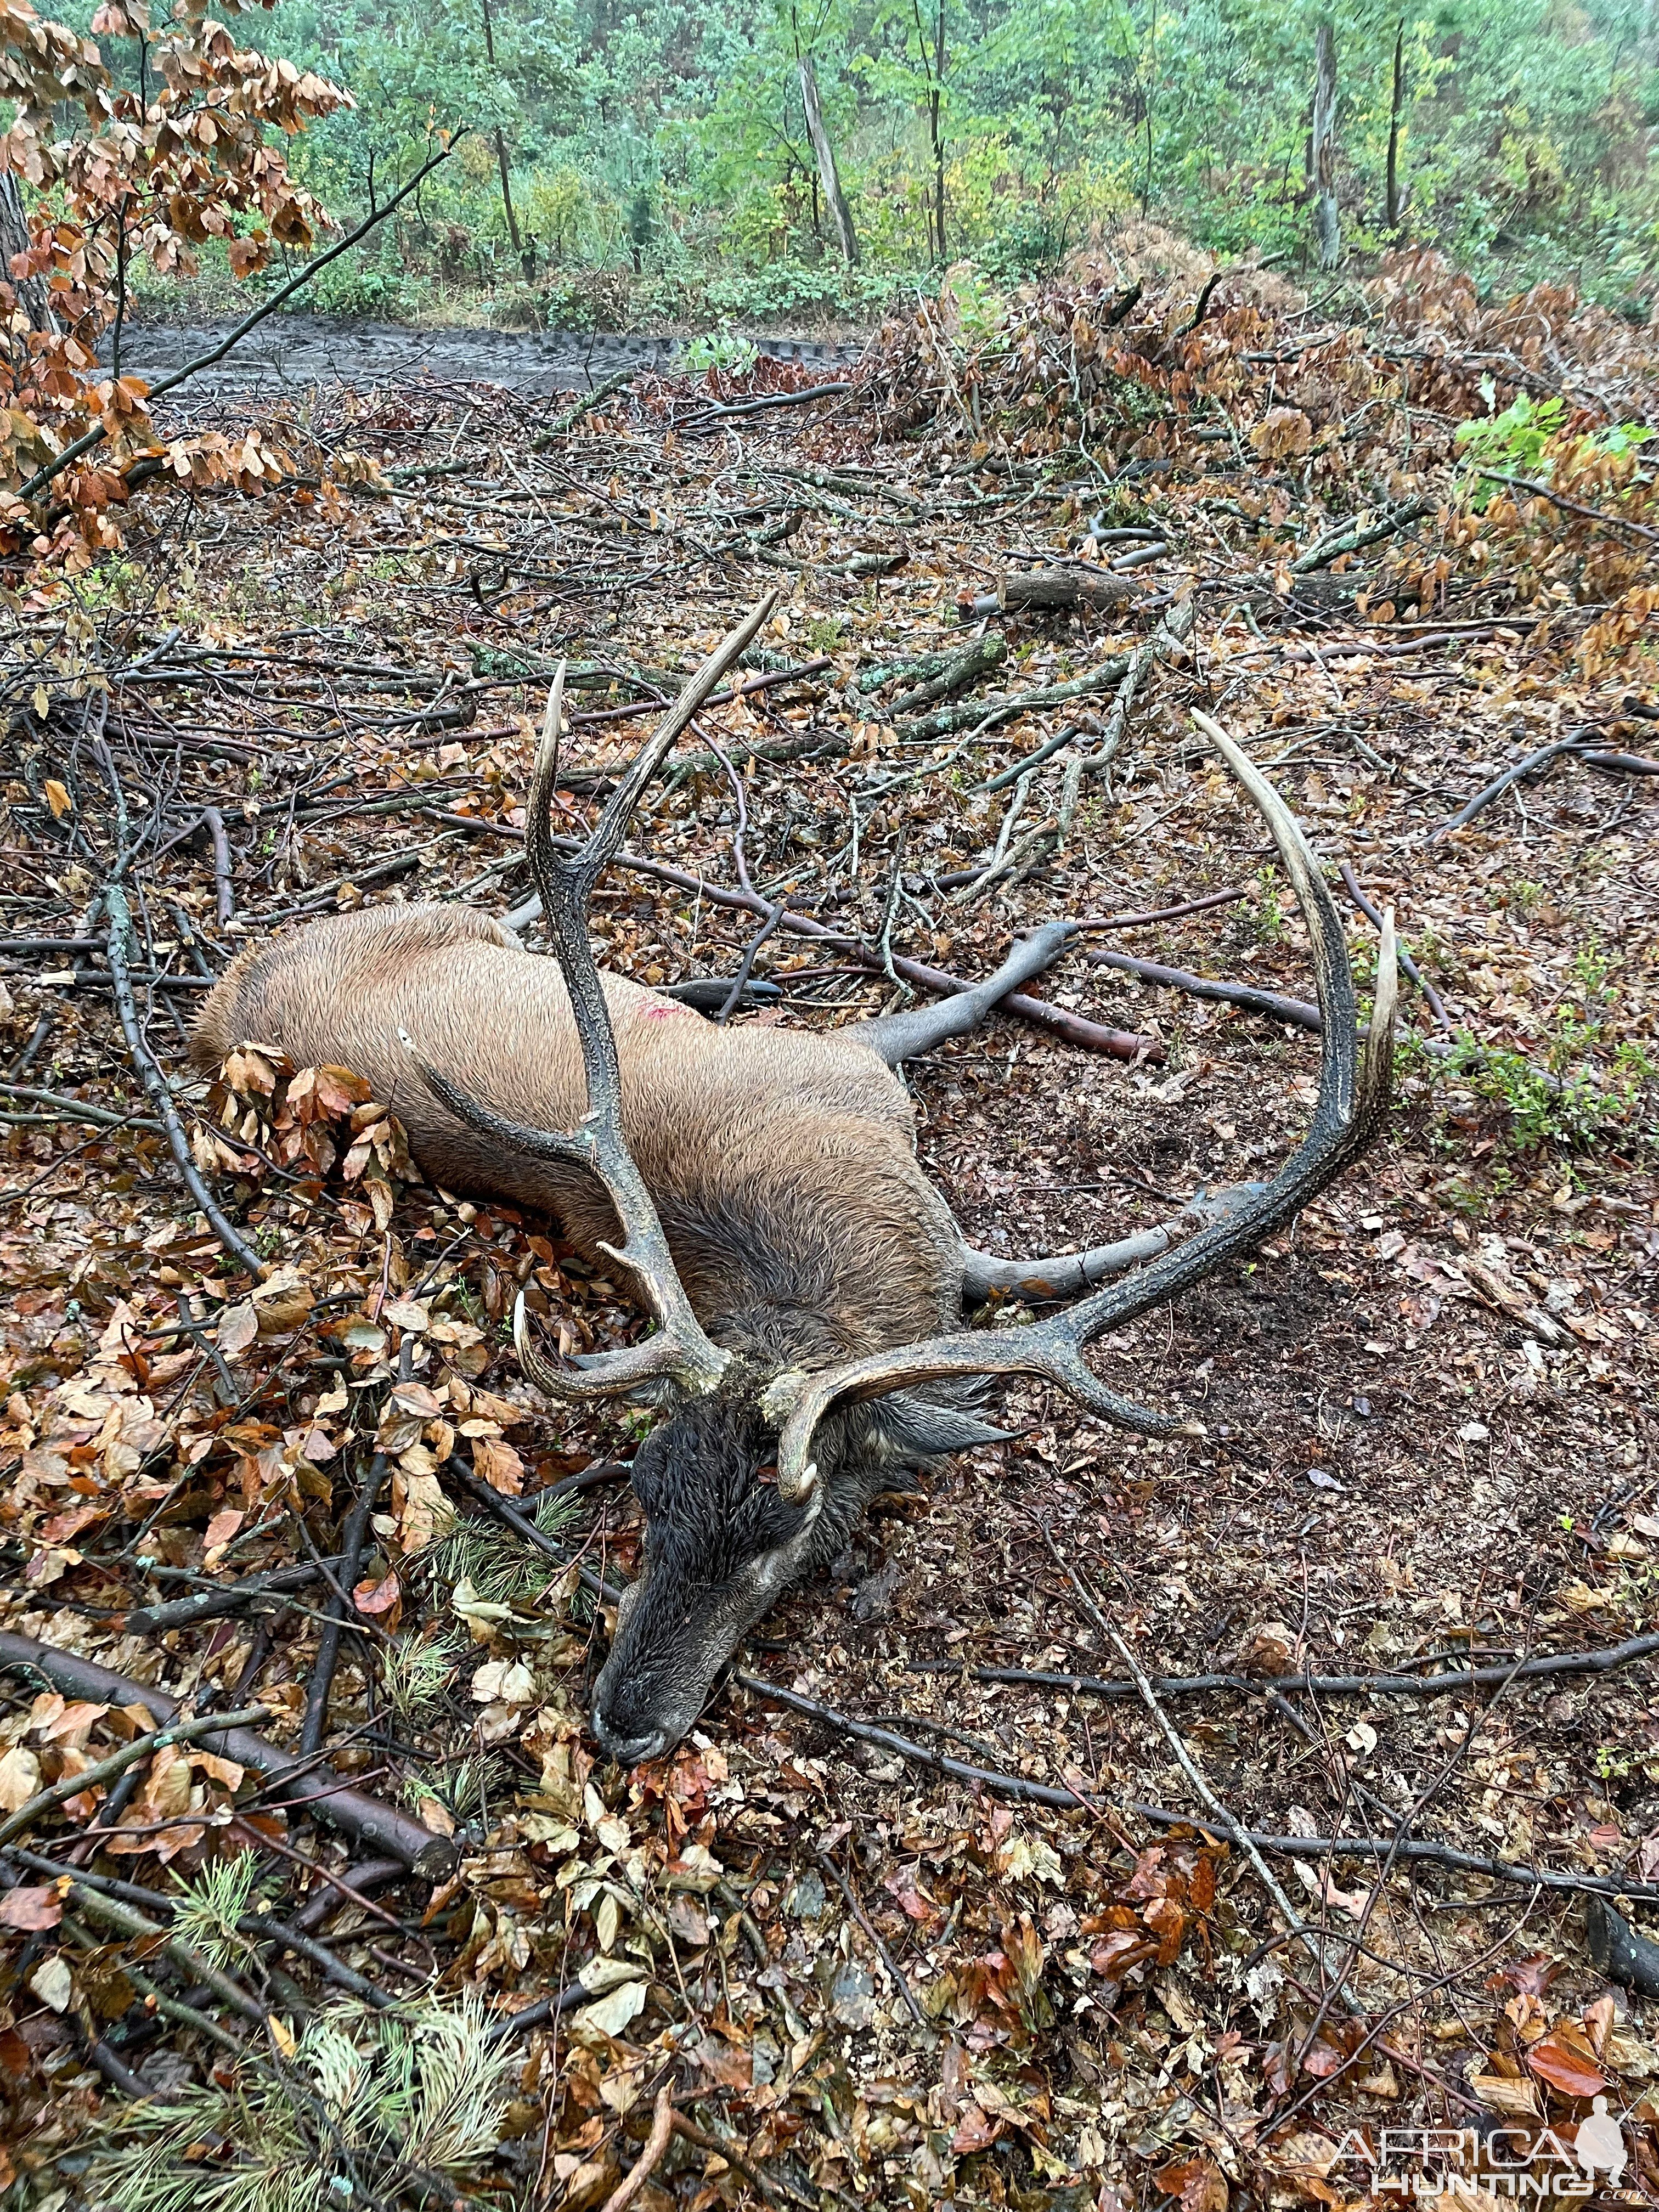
[932,0,946,263]
[1385,18,1405,232]
[797,56,860,266]
[477,0,522,259]
[0,171,56,335]
[1311,19,1340,270]
[494,128,523,256]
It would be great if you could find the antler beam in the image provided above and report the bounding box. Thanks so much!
[404,592,778,1402]
[766,709,1398,1495]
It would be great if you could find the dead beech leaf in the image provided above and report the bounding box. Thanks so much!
[353,1571,402,1629]
[1250,406,1313,460]
[1491,1952,1564,1999]
[0,1746,42,1812]
[203,1508,243,1558]
[43,777,71,818]
[1241,1620,1299,1674]
[0,1886,62,1932]
[1270,2130,1342,2205]
[252,1267,314,1334]
[952,2102,1001,2154]
[1471,2073,1542,2118]
[217,1302,259,1358]
[1527,2025,1608,2100]
[472,1436,525,1496]
[1160,2158,1228,2212]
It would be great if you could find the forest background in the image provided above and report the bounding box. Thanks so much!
[51,0,1659,335]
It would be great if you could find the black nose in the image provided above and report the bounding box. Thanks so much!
[590,1697,671,1766]
[595,1723,670,1765]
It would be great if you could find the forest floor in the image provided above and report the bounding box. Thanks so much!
[3,256,1659,2211]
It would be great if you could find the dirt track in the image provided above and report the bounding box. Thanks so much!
[114,313,864,399]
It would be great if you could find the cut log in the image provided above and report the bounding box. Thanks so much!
[963,571,1141,619]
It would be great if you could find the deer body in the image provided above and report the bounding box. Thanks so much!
[193,902,966,1369]
[190,614,1393,1767]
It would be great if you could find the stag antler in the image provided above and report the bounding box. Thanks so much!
[761,708,1398,1496]
[405,592,778,1401]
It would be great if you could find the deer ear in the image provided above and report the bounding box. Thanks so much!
[868,1394,1013,1458]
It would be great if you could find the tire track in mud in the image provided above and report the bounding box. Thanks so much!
[112,313,866,400]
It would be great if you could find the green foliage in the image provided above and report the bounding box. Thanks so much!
[1452,1035,1654,1152]
[1437,940,1655,1152]
[1455,391,1568,480]
[382,1628,465,1723]
[682,326,760,374]
[1247,864,1286,946]
[224,0,1659,326]
[82,1996,515,2212]
[168,1852,266,1973]
[425,1487,579,1612]
[1457,382,1654,501]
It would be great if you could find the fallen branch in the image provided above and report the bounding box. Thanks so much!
[0,1631,457,1879]
[905,1630,1659,1702]
[1090,946,1321,1029]
[95,741,265,1279]
[571,657,833,729]
[886,631,1007,717]
[530,369,636,449]
[1040,1521,1356,2005]
[1429,737,1589,841]
[0,1081,162,1133]
[125,1559,330,1637]
[1340,862,1451,1031]
[0,1703,269,1849]
[1075,888,1248,930]
[1480,471,1659,545]
[1290,497,1434,575]
[682,379,854,428]
[961,569,1139,619]
[896,652,1136,742]
[736,1673,1659,1904]
[1060,594,1199,815]
[300,1452,390,1760]
[601,2088,678,2212]
[814,1845,929,2029]
[60,1880,268,2026]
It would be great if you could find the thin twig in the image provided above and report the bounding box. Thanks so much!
[601,2087,677,2212]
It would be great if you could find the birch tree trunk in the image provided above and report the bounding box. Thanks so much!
[798,56,861,267]
[1312,20,1340,270]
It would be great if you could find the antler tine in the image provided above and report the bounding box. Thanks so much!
[766,710,1398,1496]
[400,591,777,1403]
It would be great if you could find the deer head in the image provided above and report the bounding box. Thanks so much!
[407,608,1397,1765]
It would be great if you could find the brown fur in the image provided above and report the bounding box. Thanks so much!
[191,904,963,1365]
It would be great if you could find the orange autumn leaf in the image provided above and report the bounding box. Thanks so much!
[353,1570,403,1630]
[1527,2025,1609,2100]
